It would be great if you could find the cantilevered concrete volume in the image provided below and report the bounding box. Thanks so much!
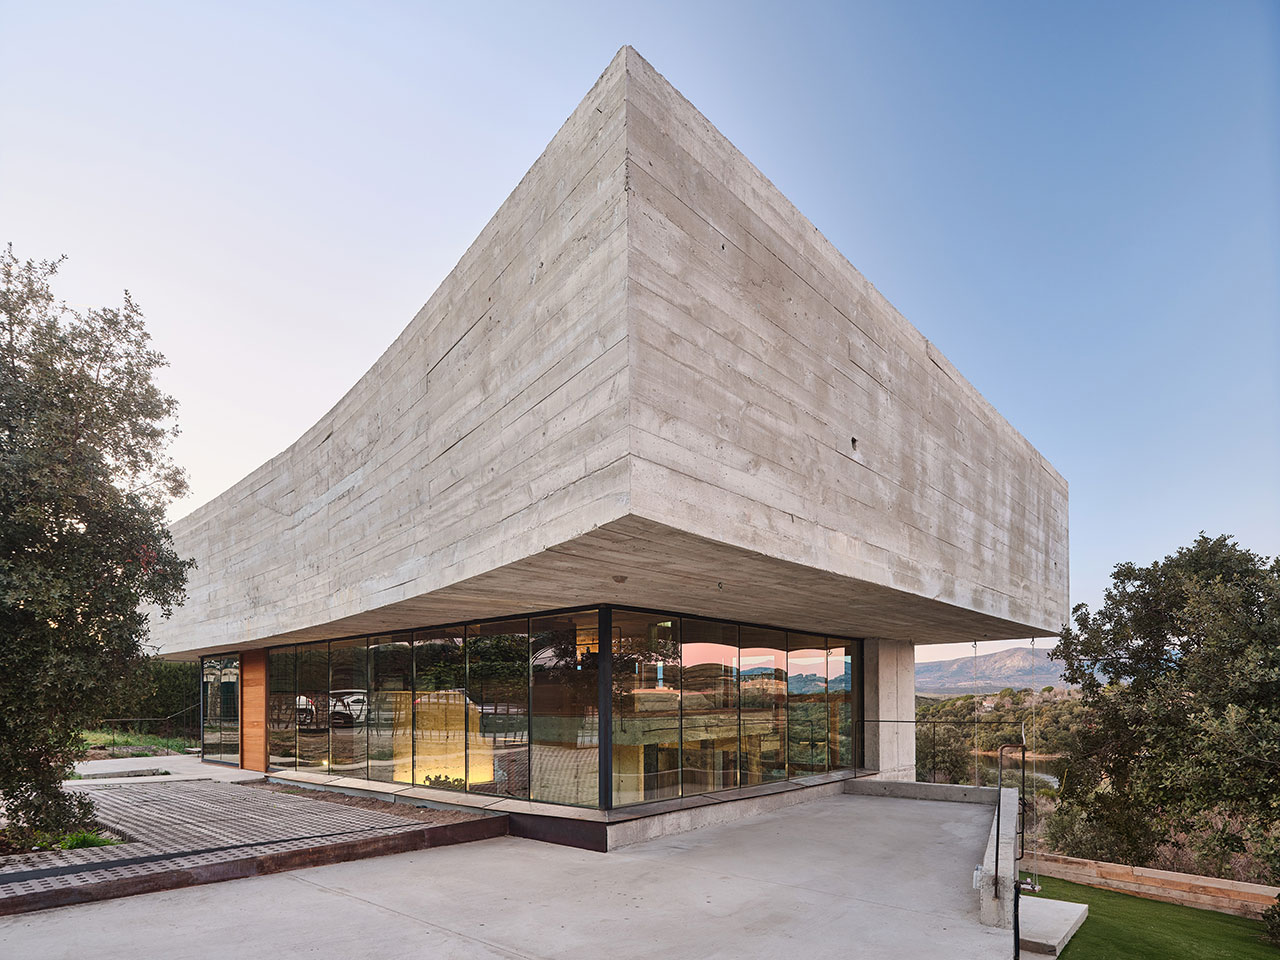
[153,47,1067,805]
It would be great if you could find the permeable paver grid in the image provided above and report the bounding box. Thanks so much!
[0,780,428,905]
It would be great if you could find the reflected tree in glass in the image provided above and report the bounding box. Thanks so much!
[413,628,467,790]
[466,620,529,798]
[681,619,739,795]
[368,635,412,783]
[826,640,854,770]
[530,611,599,806]
[612,613,681,806]
[787,635,827,776]
[296,643,329,769]
[268,646,297,769]
[740,626,787,784]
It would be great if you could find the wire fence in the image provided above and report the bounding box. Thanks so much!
[93,703,202,744]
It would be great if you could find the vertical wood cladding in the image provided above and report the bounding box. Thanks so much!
[240,649,268,772]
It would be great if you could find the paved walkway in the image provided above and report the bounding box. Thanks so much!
[0,780,495,914]
[0,794,1013,959]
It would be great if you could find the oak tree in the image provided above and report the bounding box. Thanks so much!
[0,245,192,839]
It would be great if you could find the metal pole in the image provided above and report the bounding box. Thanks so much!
[597,607,613,810]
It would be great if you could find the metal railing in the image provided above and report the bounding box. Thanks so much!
[852,718,1035,787]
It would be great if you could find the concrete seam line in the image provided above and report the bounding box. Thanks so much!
[285,871,542,960]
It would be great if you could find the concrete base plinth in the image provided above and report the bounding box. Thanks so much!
[1020,896,1088,956]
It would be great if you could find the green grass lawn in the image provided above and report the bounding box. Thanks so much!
[1024,873,1276,959]
[82,728,198,754]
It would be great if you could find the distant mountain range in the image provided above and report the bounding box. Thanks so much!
[916,647,1067,695]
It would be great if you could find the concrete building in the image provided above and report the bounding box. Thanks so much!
[160,47,1067,823]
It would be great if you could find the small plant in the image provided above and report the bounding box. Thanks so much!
[1262,901,1280,947]
[419,774,465,790]
[19,828,119,852]
[55,830,117,850]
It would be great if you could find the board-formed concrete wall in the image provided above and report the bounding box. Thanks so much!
[156,52,633,655]
[623,50,1067,638]
[151,47,1067,659]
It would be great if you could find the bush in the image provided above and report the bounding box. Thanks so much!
[1262,902,1280,946]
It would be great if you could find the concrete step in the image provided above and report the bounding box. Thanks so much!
[1020,895,1088,956]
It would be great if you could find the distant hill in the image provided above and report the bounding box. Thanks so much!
[915,647,1066,695]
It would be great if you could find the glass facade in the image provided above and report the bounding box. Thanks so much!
[267,645,297,768]
[787,634,828,777]
[413,626,466,789]
[739,626,787,784]
[250,606,862,809]
[200,654,240,765]
[612,612,681,805]
[368,635,412,783]
[680,619,739,795]
[466,618,530,798]
[530,611,599,805]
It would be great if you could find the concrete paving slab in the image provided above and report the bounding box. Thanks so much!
[72,754,262,783]
[1019,895,1087,955]
[0,793,1013,960]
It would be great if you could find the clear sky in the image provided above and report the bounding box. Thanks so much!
[3,2,1276,664]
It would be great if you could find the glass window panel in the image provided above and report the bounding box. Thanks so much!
[201,657,221,760]
[680,619,738,795]
[466,619,529,798]
[851,640,864,768]
[739,626,788,785]
[612,612,681,806]
[220,656,240,766]
[268,646,297,769]
[296,643,329,770]
[787,634,827,777]
[827,640,854,770]
[530,611,599,806]
[329,638,368,778]
[413,627,466,790]
[368,635,413,783]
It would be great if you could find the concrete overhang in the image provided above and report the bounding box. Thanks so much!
[152,47,1068,660]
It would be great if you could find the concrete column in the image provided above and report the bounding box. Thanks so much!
[863,638,916,780]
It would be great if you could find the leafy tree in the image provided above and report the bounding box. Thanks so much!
[1048,534,1279,887]
[0,246,192,839]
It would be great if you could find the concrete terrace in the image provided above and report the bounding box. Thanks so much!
[0,793,1013,960]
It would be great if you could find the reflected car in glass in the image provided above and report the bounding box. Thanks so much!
[329,690,368,727]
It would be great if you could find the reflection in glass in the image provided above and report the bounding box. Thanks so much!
[787,635,827,776]
[466,619,529,798]
[612,613,681,806]
[681,620,739,795]
[739,626,787,784]
[296,643,329,769]
[329,638,368,777]
[530,611,599,806]
[200,656,240,764]
[268,646,297,768]
[220,656,240,766]
[368,635,412,783]
[212,610,863,805]
[413,628,467,789]
[827,640,855,770]
[201,657,221,761]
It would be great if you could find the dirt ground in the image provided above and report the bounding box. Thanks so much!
[246,781,482,825]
